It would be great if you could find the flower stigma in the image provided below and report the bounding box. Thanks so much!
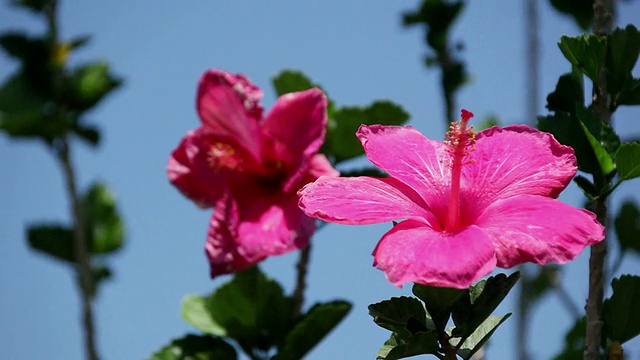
[444,109,476,232]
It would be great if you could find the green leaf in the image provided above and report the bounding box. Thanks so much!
[89,265,112,297]
[614,200,640,254]
[451,272,520,343]
[376,331,440,360]
[412,284,465,333]
[11,0,49,13]
[326,101,409,163]
[204,266,292,350]
[617,77,640,106]
[181,295,226,336]
[603,275,640,343]
[453,314,511,360]
[607,25,640,98]
[552,317,586,360]
[67,62,122,111]
[26,224,75,262]
[476,115,500,131]
[368,296,432,336]
[558,34,606,82]
[573,175,598,199]
[546,71,584,113]
[274,300,351,360]
[538,113,599,175]
[73,124,101,147]
[549,0,593,30]
[616,143,640,181]
[83,182,125,254]
[148,334,237,360]
[0,72,48,114]
[339,167,388,178]
[272,70,317,96]
[578,119,614,176]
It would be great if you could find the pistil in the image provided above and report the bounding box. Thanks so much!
[445,109,475,232]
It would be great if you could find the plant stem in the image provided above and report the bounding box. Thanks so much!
[56,140,99,360]
[584,2,614,359]
[47,1,98,359]
[291,243,312,319]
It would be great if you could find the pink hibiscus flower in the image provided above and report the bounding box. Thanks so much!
[298,109,604,289]
[168,69,338,277]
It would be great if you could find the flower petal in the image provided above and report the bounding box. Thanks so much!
[197,69,263,160]
[475,195,604,268]
[262,88,328,185]
[206,193,254,277]
[298,176,437,226]
[372,220,497,288]
[168,128,230,208]
[357,125,451,216]
[463,125,576,209]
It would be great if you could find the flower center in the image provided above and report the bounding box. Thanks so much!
[444,109,476,232]
[207,142,241,171]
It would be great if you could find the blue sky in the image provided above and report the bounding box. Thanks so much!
[1,1,640,359]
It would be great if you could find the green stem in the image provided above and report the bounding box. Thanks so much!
[584,1,614,359]
[47,1,98,359]
[291,243,312,319]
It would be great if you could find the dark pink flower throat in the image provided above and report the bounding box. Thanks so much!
[444,109,476,232]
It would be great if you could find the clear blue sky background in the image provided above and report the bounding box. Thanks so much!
[1,1,640,359]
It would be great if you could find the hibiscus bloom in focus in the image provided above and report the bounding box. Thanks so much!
[298,110,604,289]
[168,69,337,277]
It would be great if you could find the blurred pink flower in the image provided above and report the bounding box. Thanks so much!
[299,110,604,288]
[168,69,337,277]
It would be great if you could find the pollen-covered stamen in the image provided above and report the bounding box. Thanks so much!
[207,142,242,171]
[445,109,476,232]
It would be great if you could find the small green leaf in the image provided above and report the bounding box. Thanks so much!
[578,119,614,176]
[412,284,465,333]
[0,72,48,114]
[538,113,599,175]
[549,0,593,30]
[616,143,640,181]
[451,272,520,343]
[89,265,112,297]
[73,124,101,147]
[11,0,49,13]
[67,62,122,110]
[272,70,317,96]
[326,101,409,163]
[476,115,500,131]
[83,182,125,254]
[204,266,292,350]
[614,200,640,254]
[546,71,584,113]
[573,175,598,199]
[607,25,640,98]
[376,331,440,360]
[181,295,226,336]
[603,275,640,343]
[617,77,640,106]
[339,167,388,178]
[558,35,607,82]
[274,300,351,360]
[26,224,75,262]
[368,296,431,336]
[454,314,512,360]
[147,334,237,360]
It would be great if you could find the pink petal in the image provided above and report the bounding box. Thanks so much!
[463,125,576,211]
[357,125,451,218]
[262,88,328,182]
[293,154,340,193]
[299,176,438,226]
[373,220,497,288]
[206,186,314,277]
[196,70,263,161]
[167,128,230,208]
[475,195,605,268]
[206,193,255,276]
